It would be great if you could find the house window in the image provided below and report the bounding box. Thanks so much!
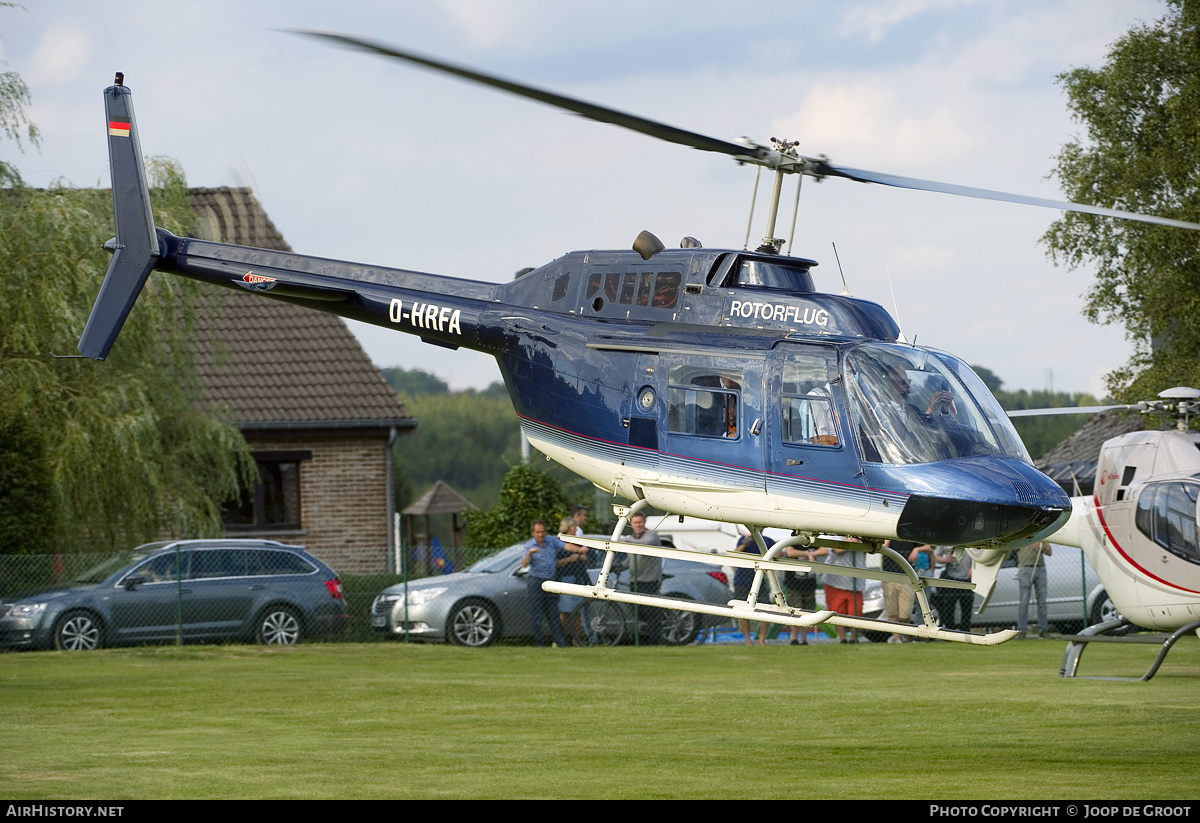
[223,450,311,532]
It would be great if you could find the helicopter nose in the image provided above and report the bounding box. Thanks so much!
[881,457,1071,547]
[896,495,1069,547]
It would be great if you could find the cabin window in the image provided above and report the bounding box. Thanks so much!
[583,271,681,309]
[636,272,654,306]
[1135,482,1200,564]
[667,365,742,439]
[652,272,681,308]
[552,274,570,302]
[604,273,621,304]
[781,355,837,446]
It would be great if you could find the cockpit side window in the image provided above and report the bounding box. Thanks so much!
[551,274,570,302]
[1135,482,1200,564]
[667,365,742,439]
[781,354,838,447]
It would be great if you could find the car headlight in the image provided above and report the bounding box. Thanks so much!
[8,602,48,619]
[405,587,447,607]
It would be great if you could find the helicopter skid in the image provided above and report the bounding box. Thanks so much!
[554,535,1010,645]
[542,581,1015,645]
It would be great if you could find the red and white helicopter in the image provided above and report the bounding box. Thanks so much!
[1035,390,1200,678]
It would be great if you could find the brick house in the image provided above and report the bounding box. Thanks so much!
[187,187,415,574]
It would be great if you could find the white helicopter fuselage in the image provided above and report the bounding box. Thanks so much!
[1053,429,1200,630]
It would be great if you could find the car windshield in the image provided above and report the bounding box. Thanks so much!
[71,543,173,585]
[465,543,527,573]
[844,342,1010,465]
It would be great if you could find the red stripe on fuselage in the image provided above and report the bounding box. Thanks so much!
[1093,495,1199,594]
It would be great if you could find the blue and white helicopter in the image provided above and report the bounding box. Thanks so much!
[80,34,1200,645]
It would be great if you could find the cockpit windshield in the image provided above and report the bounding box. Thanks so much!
[844,342,1028,465]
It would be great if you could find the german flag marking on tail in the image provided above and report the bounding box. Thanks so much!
[108,117,131,137]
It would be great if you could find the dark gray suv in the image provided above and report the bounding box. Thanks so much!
[0,540,347,650]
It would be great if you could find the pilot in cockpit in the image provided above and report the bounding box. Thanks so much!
[880,361,954,420]
[848,350,958,464]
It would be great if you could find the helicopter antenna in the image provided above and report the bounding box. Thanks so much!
[831,242,851,297]
[743,165,762,250]
[885,263,908,344]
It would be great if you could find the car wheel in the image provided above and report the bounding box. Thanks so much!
[448,600,501,647]
[53,610,103,651]
[256,607,303,645]
[572,599,624,646]
[1090,592,1137,636]
[661,596,700,646]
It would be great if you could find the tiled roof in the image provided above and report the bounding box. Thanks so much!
[187,188,411,430]
[402,480,478,515]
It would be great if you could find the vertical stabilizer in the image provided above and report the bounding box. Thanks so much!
[77,77,161,360]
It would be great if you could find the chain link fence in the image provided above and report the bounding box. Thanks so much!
[0,543,1115,651]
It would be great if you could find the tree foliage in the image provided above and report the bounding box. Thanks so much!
[463,462,570,550]
[1043,0,1200,401]
[0,155,254,553]
[972,365,1100,459]
[391,388,524,511]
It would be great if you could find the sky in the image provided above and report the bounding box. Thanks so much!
[1,0,1173,396]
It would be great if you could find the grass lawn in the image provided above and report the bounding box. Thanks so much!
[1,638,1197,799]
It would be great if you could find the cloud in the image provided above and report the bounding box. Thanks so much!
[771,81,975,169]
[837,0,983,43]
[29,23,93,86]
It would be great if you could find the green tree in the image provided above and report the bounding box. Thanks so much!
[1043,0,1200,401]
[972,365,1100,459]
[463,462,570,549]
[392,389,524,510]
[0,138,254,551]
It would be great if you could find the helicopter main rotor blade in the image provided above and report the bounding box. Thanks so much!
[1005,405,1137,418]
[293,30,765,163]
[299,30,1200,233]
[812,161,1200,231]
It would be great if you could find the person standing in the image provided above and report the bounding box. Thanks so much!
[557,515,594,645]
[812,538,865,643]
[623,513,663,645]
[521,520,570,647]
[1017,541,1052,638]
[930,546,973,633]
[733,530,774,645]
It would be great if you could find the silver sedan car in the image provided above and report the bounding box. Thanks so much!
[370,542,732,647]
[970,544,1116,632]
